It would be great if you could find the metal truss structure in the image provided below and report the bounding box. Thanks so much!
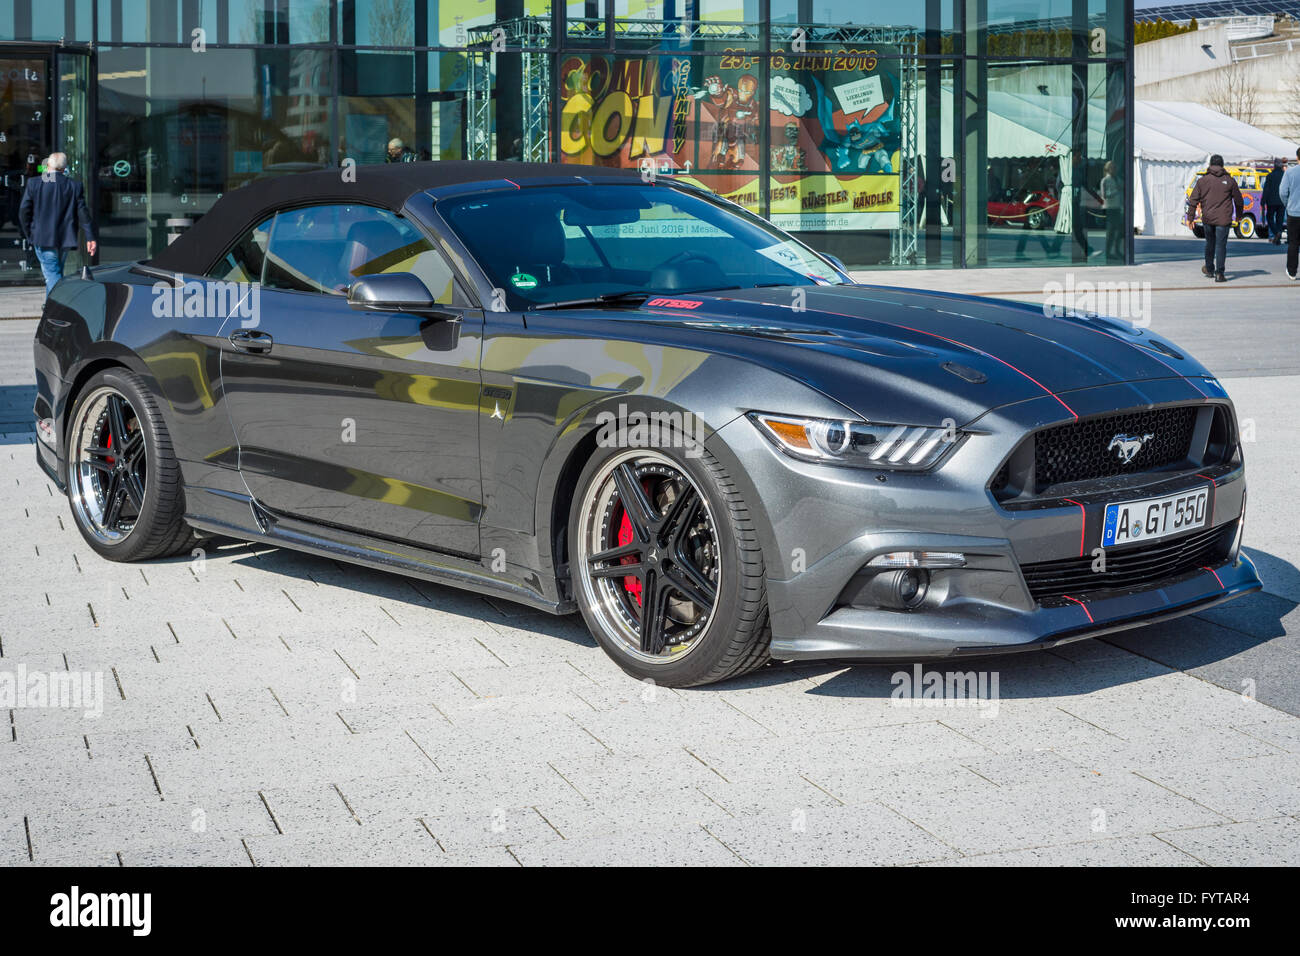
[467,18,921,264]
[467,18,553,162]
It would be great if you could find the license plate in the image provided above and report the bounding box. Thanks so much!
[1102,487,1209,548]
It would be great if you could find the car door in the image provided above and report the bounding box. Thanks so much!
[217,202,484,557]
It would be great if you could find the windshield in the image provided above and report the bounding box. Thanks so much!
[437,183,848,308]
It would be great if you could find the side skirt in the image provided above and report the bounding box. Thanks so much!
[184,487,573,616]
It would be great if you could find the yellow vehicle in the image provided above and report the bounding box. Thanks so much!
[1184,164,1272,239]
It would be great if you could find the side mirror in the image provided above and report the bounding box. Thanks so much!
[348,272,438,312]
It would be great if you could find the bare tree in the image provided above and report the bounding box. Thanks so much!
[1205,64,1261,126]
[369,0,414,47]
[1283,70,1300,141]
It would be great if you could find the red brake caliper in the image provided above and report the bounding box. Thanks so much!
[616,476,657,607]
[105,430,115,466]
[616,505,643,606]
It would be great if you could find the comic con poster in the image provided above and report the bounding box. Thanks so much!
[559,48,901,231]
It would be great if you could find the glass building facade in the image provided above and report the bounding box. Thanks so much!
[0,0,1132,283]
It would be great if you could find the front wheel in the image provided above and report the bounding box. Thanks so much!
[65,367,194,561]
[1234,216,1256,239]
[569,438,770,687]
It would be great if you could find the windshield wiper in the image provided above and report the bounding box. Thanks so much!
[531,291,652,311]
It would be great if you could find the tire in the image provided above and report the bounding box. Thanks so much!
[1026,209,1048,230]
[64,367,194,561]
[568,426,771,687]
[1234,216,1255,239]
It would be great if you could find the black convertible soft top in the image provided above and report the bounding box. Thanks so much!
[147,160,642,275]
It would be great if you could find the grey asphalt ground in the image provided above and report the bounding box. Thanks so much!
[1,236,1297,866]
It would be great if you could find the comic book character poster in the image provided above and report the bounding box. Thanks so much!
[557,53,764,214]
[557,49,902,229]
[767,50,902,231]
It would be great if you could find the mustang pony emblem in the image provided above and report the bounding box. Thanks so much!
[1108,432,1154,464]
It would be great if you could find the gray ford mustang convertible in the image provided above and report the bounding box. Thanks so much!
[32,162,1260,686]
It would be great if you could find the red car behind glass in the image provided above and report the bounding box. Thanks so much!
[987,188,1060,229]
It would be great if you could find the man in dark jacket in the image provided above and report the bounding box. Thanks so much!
[19,152,97,293]
[1262,159,1286,246]
[1185,154,1244,282]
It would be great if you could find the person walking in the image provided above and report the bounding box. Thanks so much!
[1101,160,1123,260]
[1280,148,1300,281]
[1262,158,1286,246]
[19,152,96,294]
[1185,154,1243,283]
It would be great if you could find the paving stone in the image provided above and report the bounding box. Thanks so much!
[877,772,1229,856]
[926,835,1201,866]
[510,824,742,867]
[1155,817,1300,866]
[705,802,959,866]
[1137,753,1300,820]
[242,819,508,866]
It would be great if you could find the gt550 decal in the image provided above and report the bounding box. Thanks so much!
[646,297,703,309]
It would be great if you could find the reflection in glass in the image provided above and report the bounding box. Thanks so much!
[977,61,1118,265]
[95,47,333,261]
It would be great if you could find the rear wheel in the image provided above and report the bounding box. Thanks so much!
[1234,216,1256,239]
[65,368,193,561]
[569,438,770,687]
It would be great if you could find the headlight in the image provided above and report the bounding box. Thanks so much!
[749,412,962,471]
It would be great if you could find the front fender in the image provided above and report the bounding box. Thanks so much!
[525,354,861,588]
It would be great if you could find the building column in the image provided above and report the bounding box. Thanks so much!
[962,0,987,268]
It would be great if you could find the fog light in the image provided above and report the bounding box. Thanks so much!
[35,418,56,448]
[868,550,966,569]
[861,568,929,610]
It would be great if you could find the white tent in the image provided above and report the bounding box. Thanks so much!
[919,89,1108,235]
[918,89,1297,237]
[1133,102,1299,236]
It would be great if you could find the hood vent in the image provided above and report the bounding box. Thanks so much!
[942,361,987,384]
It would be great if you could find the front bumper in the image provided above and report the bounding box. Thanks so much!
[768,547,1259,661]
[711,377,1261,660]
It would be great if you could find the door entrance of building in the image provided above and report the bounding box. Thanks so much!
[0,45,93,285]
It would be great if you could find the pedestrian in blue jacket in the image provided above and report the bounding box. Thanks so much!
[19,152,97,293]
[1280,147,1300,280]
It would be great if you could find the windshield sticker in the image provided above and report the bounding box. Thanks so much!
[755,243,811,270]
[510,272,538,290]
[755,243,837,281]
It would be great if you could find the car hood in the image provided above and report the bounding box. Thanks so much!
[603,284,1212,426]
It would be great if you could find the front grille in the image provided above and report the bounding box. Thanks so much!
[1033,405,1198,490]
[1020,523,1233,602]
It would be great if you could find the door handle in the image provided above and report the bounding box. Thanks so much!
[228,328,273,354]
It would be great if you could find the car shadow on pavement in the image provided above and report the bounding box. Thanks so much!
[190,535,600,651]
[0,384,36,437]
[170,536,1297,708]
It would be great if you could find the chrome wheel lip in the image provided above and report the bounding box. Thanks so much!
[67,385,145,545]
[575,449,721,667]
